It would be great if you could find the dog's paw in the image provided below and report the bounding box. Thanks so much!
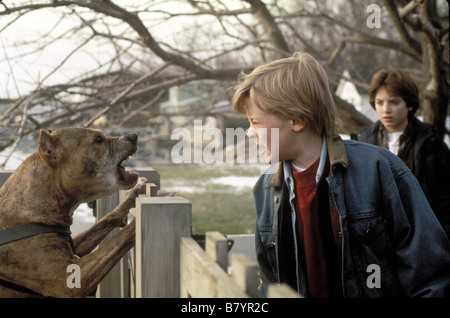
[138,176,147,185]
[120,177,147,206]
[136,177,147,189]
[128,177,147,195]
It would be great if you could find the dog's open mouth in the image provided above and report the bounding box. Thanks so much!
[117,150,139,188]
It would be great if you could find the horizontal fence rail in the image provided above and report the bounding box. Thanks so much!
[180,232,257,297]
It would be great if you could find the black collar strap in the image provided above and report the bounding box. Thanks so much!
[0,222,71,246]
[0,222,72,297]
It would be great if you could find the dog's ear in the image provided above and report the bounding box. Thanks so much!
[38,129,63,168]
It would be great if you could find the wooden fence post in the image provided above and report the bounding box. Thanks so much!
[135,196,191,298]
[205,231,229,272]
[94,190,121,298]
[96,168,160,298]
[121,183,158,298]
[229,253,260,298]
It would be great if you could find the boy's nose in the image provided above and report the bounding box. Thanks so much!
[247,126,257,139]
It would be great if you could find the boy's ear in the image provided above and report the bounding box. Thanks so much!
[38,129,63,168]
[291,119,306,132]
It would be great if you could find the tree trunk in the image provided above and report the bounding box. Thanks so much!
[420,33,448,137]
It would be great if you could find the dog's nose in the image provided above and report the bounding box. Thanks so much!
[125,133,138,143]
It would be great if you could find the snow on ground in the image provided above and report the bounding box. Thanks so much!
[210,176,258,189]
[71,204,95,235]
[163,175,258,195]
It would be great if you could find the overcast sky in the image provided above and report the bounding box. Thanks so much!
[0,1,200,99]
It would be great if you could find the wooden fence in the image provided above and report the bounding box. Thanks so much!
[0,169,299,298]
[180,231,299,298]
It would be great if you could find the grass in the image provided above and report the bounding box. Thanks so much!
[151,163,265,235]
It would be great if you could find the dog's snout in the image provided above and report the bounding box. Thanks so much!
[125,133,138,143]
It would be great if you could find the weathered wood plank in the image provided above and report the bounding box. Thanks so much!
[205,231,229,272]
[229,253,259,298]
[135,196,191,298]
[180,237,249,298]
[268,283,302,298]
[95,168,160,298]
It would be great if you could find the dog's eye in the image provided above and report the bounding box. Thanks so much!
[94,136,104,144]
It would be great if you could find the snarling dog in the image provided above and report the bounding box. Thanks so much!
[0,127,147,297]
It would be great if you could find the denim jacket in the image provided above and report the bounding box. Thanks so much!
[253,135,450,297]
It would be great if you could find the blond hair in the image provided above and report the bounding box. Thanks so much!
[231,52,337,137]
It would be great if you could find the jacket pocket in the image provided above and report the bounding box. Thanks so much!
[346,211,400,296]
[258,228,278,281]
[347,211,390,270]
[348,211,386,240]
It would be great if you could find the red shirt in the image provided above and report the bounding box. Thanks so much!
[291,158,329,298]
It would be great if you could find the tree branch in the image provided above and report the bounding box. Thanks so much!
[243,0,290,55]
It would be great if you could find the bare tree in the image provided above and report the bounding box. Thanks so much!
[0,0,448,164]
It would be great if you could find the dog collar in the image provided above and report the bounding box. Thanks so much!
[0,222,71,246]
[0,223,73,297]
